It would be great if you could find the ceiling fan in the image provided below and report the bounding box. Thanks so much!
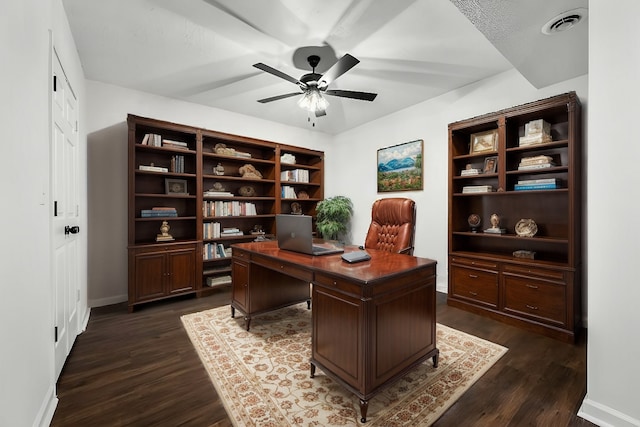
[253,53,377,119]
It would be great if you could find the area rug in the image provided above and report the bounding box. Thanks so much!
[181,303,507,426]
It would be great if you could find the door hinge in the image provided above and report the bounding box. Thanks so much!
[54,326,58,343]
[53,75,57,92]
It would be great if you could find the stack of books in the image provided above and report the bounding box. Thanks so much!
[141,207,177,217]
[518,155,555,170]
[203,189,233,197]
[206,275,232,287]
[462,185,493,193]
[139,164,168,172]
[519,119,552,146]
[162,139,189,150]
[461,168,481,176]
[220,227,243,237]
[514,178,559,191]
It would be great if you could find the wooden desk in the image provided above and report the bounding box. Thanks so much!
[230,241,439,423]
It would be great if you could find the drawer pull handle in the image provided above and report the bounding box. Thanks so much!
[526,304,538,310]
[526,284,539,289]
[469,274,478,278]
[469,291,478,296]
[334,281,337,286]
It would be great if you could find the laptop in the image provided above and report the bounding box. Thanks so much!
[276,214,344,256]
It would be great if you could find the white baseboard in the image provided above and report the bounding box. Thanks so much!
[34,384,57,427]
[88,294,127,308]
[578,396,640,427]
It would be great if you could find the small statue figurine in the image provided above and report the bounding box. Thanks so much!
[214,163,225,176]
[490,213,499,229]
[291,202,302,215]
[238,164,263,179]
[156,221,174,241]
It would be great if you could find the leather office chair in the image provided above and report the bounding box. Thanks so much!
[364,198,416,255]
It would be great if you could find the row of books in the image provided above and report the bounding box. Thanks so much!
[282,185,297,198]
[203,243,231,260]
[514,178,559,191]
[170,155,185,173]
[141,207,177,217]
[140,133,191,150]
[203,224,244,239]
[281,169,309,183]
[203,200,257,217]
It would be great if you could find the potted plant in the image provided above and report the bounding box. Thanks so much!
[315,196,353,242]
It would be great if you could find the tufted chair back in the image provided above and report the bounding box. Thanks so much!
[364,198,416,255]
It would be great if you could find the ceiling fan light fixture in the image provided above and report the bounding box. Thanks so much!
[297,88,329,113]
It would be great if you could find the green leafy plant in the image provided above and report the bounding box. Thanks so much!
[315,196,353,241]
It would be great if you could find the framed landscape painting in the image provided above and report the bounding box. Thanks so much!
[377,139,423,192]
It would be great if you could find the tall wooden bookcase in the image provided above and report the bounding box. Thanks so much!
[127,115,324,311]
[447,92,582,342]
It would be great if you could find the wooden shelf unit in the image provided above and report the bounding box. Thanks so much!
[127,115,324,310]
[447,92,582,342]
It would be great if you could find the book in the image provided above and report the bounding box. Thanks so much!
[139,165,168,172]
[517,178,558,185]
[141,210,177,217]
[162,139,188,148]
[519,155,553,165]
[206,275,232,287]
[517,163,555,170]
[514,183,559,190]
[462,185,493,193]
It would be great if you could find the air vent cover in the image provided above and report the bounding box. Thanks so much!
[542,8,587,35]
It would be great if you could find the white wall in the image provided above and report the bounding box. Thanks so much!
[0,0,86,426]
[578,0,640,425]
[331,69,588,293]
[85,81,334,306]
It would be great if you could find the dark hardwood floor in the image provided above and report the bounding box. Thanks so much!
[51,290,594,426]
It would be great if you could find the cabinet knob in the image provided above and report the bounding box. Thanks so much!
[469,291,478,296]
[469,274,478,278]
[526,304,538,310]
[526,284,539,289]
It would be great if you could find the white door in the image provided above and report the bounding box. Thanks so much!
[51,49,80,380]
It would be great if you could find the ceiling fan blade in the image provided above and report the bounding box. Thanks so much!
[257,92,301,103]
[319,54,360,87]
[253,63,304,87]
[324,89,377,101]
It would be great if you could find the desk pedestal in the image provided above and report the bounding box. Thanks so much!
[310,266,438,422]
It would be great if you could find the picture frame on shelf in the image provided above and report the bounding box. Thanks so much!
[376,139,423,192]
[470,129,498,154]
[165,178,188,195]
[483,156,498,174]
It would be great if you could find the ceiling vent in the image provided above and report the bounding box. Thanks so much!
[541,8,587,35]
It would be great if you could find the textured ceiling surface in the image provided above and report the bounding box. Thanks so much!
[63,0,587,134]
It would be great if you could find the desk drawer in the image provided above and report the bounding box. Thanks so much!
[251,254,313,282]
[503,275,566,325]
[450,265,498,308]
[314,272,362,295]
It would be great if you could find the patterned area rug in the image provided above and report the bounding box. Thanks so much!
[181,303,507,426]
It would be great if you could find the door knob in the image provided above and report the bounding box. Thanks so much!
[65,225,80,235]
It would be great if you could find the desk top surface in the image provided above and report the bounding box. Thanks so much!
[232,240,436,283]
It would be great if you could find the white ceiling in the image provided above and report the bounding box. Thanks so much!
[62,0,588,134]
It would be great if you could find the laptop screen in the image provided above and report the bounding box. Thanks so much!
[275,214,343,256]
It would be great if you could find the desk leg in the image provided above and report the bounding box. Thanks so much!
[433,349,440,368]
[244,316,252,331]
[231,306,235,318]
[359,399,369,423]
[310,361,316,378]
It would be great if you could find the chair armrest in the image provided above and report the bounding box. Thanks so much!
[398,246,413,255]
